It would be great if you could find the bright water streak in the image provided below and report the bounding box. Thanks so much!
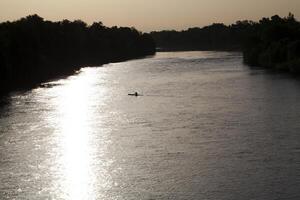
[0,52,300,200]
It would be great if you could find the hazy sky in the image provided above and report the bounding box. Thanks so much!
[0,0,299,32]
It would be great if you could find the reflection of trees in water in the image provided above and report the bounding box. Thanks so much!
[0,95,11,117]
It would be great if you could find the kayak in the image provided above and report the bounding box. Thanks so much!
[128,93,142,96]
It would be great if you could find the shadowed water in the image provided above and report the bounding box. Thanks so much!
[0,51,300,200]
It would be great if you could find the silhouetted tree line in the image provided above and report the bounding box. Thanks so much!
[0,15,155,94]
[150,21,254,51]
[151,14,300,73]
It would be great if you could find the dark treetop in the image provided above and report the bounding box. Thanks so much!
[0,15,156,94]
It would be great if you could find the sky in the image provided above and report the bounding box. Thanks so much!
[0,0,300,32]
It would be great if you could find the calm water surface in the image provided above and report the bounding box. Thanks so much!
[0,52,300,200]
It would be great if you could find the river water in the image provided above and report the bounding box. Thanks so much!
[0,51,300,200]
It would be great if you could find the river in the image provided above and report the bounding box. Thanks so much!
[0,51,300,200]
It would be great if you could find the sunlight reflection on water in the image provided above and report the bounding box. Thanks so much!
[1,52,300,200]
[48,68,106,199]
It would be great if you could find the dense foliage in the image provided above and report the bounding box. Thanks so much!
[243,13,300,73]
[0,15,155,94]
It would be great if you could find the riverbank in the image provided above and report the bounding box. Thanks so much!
[151,14,300,74]
[0,54,155,97]
[0,15,156,95]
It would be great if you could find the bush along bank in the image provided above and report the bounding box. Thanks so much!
[243,13,300,73]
